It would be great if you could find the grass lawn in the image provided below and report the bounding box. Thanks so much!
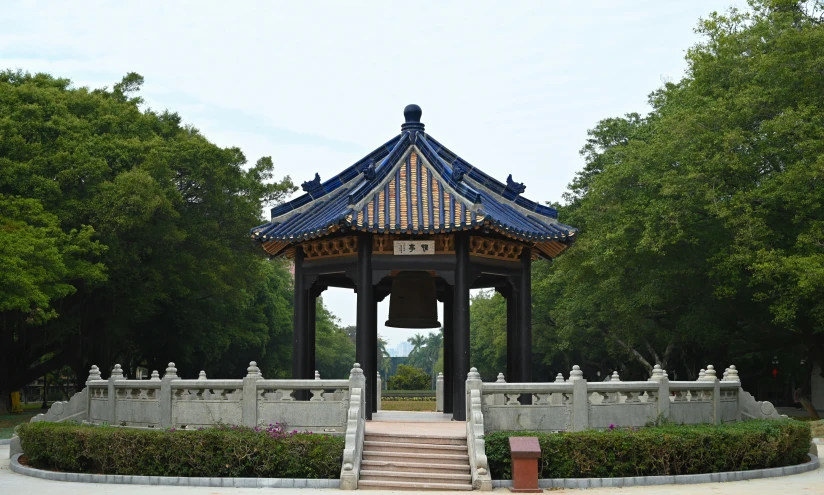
[0,403,50,439]
[380,400,437,412]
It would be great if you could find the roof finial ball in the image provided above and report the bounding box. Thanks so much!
[401,104,425,132]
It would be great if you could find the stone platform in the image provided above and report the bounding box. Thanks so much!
[368,411,466,437]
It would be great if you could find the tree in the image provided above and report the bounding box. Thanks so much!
[469,291,507,381]
[548,0,824,390]
[465,1,824,395]
[387,364,431,390]
[377,336,391,377]
[314,299,356,379]
[0,71,296,412]
[406,330,442,386]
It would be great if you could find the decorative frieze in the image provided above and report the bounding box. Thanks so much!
[302,236,358,259]
[469,236,525,261]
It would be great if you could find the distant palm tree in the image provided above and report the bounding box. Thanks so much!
[424,330,443,388]
[377,336,391,378]
[407,333,428,364]
[405,331,444,388]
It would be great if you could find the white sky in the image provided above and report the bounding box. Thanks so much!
[1,0,736,349]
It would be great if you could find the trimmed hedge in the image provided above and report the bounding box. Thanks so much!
[17,422,344,478]
[486,420,810,479]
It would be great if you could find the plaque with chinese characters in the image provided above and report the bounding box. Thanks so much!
[393,240,435,255]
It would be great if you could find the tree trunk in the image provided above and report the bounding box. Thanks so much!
[0,389,11,415]
[800,396,821,420]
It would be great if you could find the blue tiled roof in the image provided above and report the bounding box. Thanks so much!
[251,128,577,249]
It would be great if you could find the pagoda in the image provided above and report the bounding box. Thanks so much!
[251,105,576,420]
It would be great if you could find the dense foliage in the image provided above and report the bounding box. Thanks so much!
[17,422,344,478]
[468,1,824,406]
[0,71,354,413]
[485,420,811,479]
[387,364,431,390]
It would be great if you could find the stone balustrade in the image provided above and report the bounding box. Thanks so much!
[36,361,359,434]
[469,364,781,434]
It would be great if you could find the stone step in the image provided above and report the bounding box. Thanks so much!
[361,459,470,475]
[362,450,469,465]
[359,479,472,491]
[364,432,467,446]
[363,440,467,454]
[360,469,472,483]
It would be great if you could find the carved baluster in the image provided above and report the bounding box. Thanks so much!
[276,389,295,401]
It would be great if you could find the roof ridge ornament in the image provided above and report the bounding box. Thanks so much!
[301,173,323,195]
[401,104,425,132]
[451,160,469,182]
[505,174,526,195]
[360,159,376,180]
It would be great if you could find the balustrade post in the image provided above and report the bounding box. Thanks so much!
[657,377,670,420]
[376,372,382,412]
[712,379,721,425]
[465,367,483,419]
[108,364,123,425]
[86,365,100,423]
[243,361,261,427]
[436,372,444,412]
[569,365,588,431]
[160,362,178,428]
[349,363,367,404]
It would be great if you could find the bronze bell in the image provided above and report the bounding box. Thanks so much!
[385,271,441,329]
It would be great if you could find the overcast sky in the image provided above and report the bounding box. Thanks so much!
[2,0,736,350]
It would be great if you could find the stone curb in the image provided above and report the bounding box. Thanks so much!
[492,454,819,489]
[9,455,340,488]
[0,439,10,445]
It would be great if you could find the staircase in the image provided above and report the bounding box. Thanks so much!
[359,431,472,490]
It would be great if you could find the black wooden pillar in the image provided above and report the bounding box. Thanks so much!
[370,295,378,413]
[518,247,532,403]
[292,246,309,381]
[307,289,317,378]
[356,234,374,419]
[443,287,454,414]
[453,235,470,421]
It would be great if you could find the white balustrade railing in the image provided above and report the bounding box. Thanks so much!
[38,361,359,433]
[471,364,780,434]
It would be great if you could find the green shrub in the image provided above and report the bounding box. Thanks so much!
[485,420,810,479]
[387,365,430,390]
[17,422,344,478]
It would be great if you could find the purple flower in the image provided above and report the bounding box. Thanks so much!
[609,424,615,430]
